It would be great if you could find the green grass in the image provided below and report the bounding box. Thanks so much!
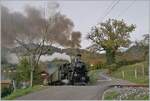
[2,85,45,100]
[88,69,101,84]
[111,61,149,84]
[104,90,149,100]
[104,90,120,100]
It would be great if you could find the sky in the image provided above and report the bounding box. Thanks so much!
[1,0,150,49]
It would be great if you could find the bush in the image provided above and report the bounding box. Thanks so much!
[106,59,144,73]
[109,64,118,71]
[1,85,14,98]
[88,70,101,84]
[96,63,106,69]
[15,57,30,84]
[105,63,118,74]
[89,63,107,70]
[116,59,143,67]
[15,57,43,86]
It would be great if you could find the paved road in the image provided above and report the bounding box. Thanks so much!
[17,86,103,100]
[16,72,134,100]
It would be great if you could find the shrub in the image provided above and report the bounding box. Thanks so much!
[1,85,14,98]
[116,59,143,67]
[105,63,118,74]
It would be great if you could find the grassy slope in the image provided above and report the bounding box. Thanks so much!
[2,85,46,100]
[110,61,149,84]
[104,90,120,100]
[88,70,101,84]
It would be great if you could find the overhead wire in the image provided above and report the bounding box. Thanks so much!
[117,0,136,18]
[97,0,117,23]
[99,0,121,23]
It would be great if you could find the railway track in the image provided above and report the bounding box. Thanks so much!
[109,84,149,88]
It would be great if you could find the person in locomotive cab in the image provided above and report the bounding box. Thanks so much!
[75,54,87,72]
[75,54,82,62]
[74,53,83,70]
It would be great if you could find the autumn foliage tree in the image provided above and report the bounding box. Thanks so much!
[87,19,136,65]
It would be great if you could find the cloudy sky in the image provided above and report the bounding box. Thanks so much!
[1,0,150,49]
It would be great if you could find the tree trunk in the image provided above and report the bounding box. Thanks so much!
[106,49,116,65]
[30,70,33,87]
[30,54,33,87]
[12,80,16,92]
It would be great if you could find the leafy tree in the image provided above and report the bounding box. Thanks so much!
[16,57,43,86]
[87,19,136,64]
[16,57,30,83]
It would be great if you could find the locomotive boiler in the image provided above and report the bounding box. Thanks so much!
[58,54,89,85]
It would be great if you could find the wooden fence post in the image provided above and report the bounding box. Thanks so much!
[122,71,125,79]
[135,69,137,79]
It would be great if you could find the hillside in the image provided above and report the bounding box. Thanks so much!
[116,45,148,62]
[110,61,149,84]
[2,43,148,67]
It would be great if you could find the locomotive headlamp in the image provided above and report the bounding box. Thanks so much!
[90,64,94,67]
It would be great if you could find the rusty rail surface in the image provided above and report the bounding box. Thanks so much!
[109,84,149,88]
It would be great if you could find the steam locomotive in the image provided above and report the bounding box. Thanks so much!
[58,54,90,85]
